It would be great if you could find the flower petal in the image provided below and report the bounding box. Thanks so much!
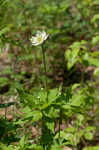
[32,43,39,46]
[30,36,37,42]
[36,31,41,37]
[42,31,48,41]
[44,34,49,41]
[42,31,46,37]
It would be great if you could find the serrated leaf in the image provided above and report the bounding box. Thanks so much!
[32,110,42,122]
[46,121,55,133]
[22,107,42,122]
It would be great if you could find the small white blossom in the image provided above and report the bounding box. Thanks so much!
[37,96,40,99]
[30,31,48,46]
[58,92,61,96]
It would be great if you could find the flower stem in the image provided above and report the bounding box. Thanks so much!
[59,109,62,139]
[41,44,48,102]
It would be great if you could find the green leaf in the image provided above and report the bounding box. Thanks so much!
[0,143,14,150]
[84,132,94,140]
[76,114,84,126]
[0,25,12,36]
[29,144,43,150]
[88,58,99,67]
[48,88,59,102]
[65,41,87,70]
[81,52,89,66]
[44,106,59,119]
[22,107,42,122]
[65,48,79,70]
[17,89,37,108]
[19,136,25,148]
[32,110,42,122]
[94,68,99,76]
[72,84,80,90]
[0,77,9,87]
[71,94,84,107]
[51,145,62,150]
[92,36,99,45]
[84,126,95,141]
[83,146,99,150]
[91,14,99,23]
[46,121,55,133]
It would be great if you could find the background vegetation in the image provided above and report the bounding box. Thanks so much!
[0,0,99,150]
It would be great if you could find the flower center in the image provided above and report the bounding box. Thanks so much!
[37,36,43,43]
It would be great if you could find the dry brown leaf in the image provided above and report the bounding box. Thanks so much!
[63,146,72,150]
[32,127,38,137]
[6,114,13,121]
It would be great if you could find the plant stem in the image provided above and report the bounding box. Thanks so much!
[5,107,7,119]
[41,44,48,102]
[81,70,84,84]
[59,109,62,139]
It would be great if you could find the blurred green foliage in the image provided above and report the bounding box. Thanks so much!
[0,0,99,149]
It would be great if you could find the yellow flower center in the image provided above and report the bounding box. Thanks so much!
[37,36,43,43]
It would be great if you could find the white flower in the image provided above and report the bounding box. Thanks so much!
[41,87,44,90]
[30,31,48,46]
[37,96,40,99]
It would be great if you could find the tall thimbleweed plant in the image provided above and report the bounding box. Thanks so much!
[30,30,49,101]
[30,30,49,148]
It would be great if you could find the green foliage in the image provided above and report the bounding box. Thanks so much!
[83,146,99,150]
[94,68,99,76]
[0,77,9,87]
[0,143,14,150]
[0,102,15,109]
[0,0,99,149]
[65,39,99,70]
